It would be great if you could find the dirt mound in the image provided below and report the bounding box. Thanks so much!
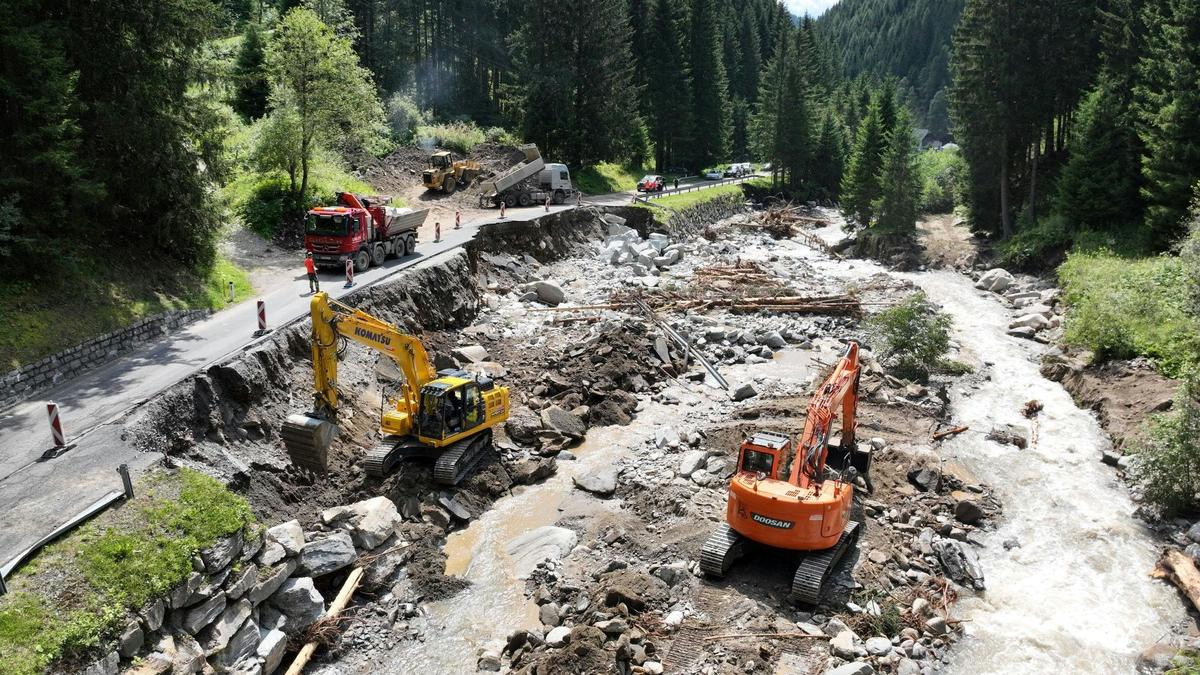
[1042,354,1177,450]
[466,142,524,174]
[357,145,430,193]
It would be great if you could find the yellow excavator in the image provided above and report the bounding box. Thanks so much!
[423,151,482,193]
[280,292,510,484]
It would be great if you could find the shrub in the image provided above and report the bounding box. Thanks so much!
[236,175,334,239]
[867,292,953,383]
[1133,370,1200,513]
[917,148,966,214]
[1181,195,1200,318]
[415,121,486,154]
[385,93,429,143]
[1058,251,1199,377]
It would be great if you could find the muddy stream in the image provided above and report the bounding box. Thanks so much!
[381,215,1182,674]
[807,220,1183,673]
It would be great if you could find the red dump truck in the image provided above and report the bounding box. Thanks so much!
[304,193,429,272]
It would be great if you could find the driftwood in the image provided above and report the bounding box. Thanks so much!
[1154,549,1200,612]
[933,426,969,441]
[284,567,364,675]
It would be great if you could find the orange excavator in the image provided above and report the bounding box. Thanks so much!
[701,342,871,604]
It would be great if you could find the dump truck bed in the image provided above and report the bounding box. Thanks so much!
[379,207,429,238]
[479,144,544,197]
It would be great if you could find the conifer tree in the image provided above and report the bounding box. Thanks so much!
[872,107,920,233]
[812,110,847,200]
[840,94,888,225]
[687,0,732,169]
[647,0,693,171]
[233,22,269,119]
[1136,0,1200,241]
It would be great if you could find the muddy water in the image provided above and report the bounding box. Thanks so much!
[911,270,1183,674]
[382,406,675,674]
[795,219,1183,674]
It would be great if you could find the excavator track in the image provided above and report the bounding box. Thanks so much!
[363,440,404,478]
[789,521,861,605]
[699,523,747,577]
[433,430,492,485]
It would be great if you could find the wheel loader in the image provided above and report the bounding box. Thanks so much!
[700,342,872,604]
[422,151,482,194]
[280,292,509,485]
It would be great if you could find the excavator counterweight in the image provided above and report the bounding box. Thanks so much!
[280,292,510,484]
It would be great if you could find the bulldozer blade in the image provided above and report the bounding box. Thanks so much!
[281,413,336,471]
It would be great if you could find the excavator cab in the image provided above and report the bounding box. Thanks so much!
[737,431,792,480]
[430,152,452,169]
[413,373,488,440]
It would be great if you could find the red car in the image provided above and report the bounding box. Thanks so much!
[637,175,666,192]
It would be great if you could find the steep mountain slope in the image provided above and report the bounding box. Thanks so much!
[818,0,964,133]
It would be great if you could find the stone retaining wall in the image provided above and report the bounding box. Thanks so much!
[0,309,209,410]
[82,497,410,675]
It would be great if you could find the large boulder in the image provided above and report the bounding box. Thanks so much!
[248,558,298,604]
[451,345,490,364]
[296,532,356,577]
[573,466,618,496]
[541,405,586,440]
[198,599,252,655]
[321,497,402,550]
[505,405,543,445]
[210,618,260,669]
[201,531,244,573]
[934,539,986,590]
[266,520,305,556]
[257,629,288,675]
[268,577,325,634]
[1009,313,1050,331]
[678,450,707,478]
[975,268,1015,293]
[533,281,566,306]
[506,526,578,579]
[180,593,227,634]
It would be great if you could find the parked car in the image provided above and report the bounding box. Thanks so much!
[704,169,724,180]
[637,174,665,192]
[732,162,753,176]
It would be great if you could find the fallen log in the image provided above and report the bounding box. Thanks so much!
[1154,549,1200,613]
[284,566,364,675]
[933,426,969,441]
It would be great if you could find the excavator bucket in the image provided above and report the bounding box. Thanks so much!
[281,413,336,471]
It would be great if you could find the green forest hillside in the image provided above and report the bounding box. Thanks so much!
[819,0,965,137]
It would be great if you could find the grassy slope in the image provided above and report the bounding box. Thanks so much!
[647,180,766,211]
[1059,251,1199,377]
[0,255,252,370]
[0,469,255,675]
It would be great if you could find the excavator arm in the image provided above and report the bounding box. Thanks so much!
[790,342,861,487]
[283,292,438,469]
[309,292,437,424]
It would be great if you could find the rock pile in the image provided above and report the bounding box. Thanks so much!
[599,215,687,277]
[86,497,420,675]
[973,267,1065,342]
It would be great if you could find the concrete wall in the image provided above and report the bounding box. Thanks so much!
[0,309,210,411]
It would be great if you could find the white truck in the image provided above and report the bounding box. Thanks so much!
[477,144,578,208]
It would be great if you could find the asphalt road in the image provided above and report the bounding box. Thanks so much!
[0,188,672,571]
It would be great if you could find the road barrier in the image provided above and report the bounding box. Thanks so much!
[256,300,267,334]
[345,257,355,287]
[46,401,66,448]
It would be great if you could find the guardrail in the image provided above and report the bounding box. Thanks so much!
[636,174,760,203]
